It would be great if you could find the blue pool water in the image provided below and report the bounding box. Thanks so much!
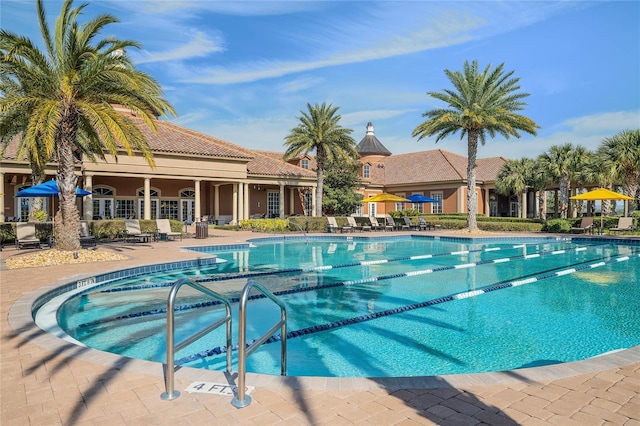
[49,236,640,377]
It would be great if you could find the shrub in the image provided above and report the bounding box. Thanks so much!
[239,218,289,233]
[543,219,571,233]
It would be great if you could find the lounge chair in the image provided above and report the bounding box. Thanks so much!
[124,219,152,243]
[327,216,352,233]
[418,217,431,231]
[609,217,633,234]
[570,217,594,234]
[347,216,369,232]
[15,222,42,249]
[387,215,409,231]
[156,219,183,241]
[403,216,419,231]
[370,216,392,231]
[79,221,97,247]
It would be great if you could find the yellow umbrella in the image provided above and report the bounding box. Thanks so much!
[570,188,635,232]
[361,192,410,203]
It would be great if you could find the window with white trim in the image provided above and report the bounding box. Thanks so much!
[363,164,370,178]
[430,192,443,214]
[268,191,280,218]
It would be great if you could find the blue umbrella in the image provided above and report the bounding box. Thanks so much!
[16,180,91,198]
[407,194,439,203]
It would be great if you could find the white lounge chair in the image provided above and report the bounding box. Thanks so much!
[15,223,41,249]
[347,216,369,232]
[370,216,392,231]
[571,217,594,234]
[609,217,633,234]
[327,216,352,233]
[155,219,182,241]
[403,216,419,231]
[387,215,409,231]
[124,219,152,243]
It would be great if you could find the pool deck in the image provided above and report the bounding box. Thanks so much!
[1,229,639,425]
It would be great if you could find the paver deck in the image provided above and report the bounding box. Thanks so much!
[1,229,638,425]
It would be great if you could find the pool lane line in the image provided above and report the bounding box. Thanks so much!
[174,251,640,366]
[78,243,614,328]
[99,241,605,293]
[76,242,617,329]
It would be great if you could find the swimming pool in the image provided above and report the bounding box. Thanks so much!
[38,235,640,378]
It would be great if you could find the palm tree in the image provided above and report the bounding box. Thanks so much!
[495,158,534,218]
[538,143,588,219]
[412,60,539,231]
[598,129,640,216]
[0,0,175,250]
[283,102,357,217]
[529,155,554,220]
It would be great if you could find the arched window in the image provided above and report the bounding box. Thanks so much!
[137,188,159,197]
[180,189,195,198]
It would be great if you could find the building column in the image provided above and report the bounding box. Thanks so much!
[311,185,317,217]
[484,189,490,217]
[237,182,244,222]
[143,177,151,220]
[194,179,201,221]
[457,186,465,213]
[289,188,295,216]
[279,184,285,218]
[214,184,220,221]
[243,183,250,220]
[554,189,559,218]
[0,171,5,222]
[232,183,238,225]
[521,190,527,218]
[83,174,93,220]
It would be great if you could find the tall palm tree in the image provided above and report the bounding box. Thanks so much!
[538,143,587,219]
[495,157,534,218]
[523,154,555,220]
[283,102,357,217]
[598,129,640,216]
[0,0,175,250]
[412,60,539,231]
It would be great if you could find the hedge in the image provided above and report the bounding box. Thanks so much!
[0,219,184,244]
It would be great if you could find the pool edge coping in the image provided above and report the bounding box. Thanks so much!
[9,234,640,392]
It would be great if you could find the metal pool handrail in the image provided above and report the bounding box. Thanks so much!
[161,278,232,401]
[232,279,287,409]
[287,219,308,244]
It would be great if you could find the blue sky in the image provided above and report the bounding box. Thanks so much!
[3,1,639,159]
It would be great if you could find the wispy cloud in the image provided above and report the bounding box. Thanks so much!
[182,13,480,84]
[132,31,224,64]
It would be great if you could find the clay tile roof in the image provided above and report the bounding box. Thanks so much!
[379,149,467,185]
[377,149,506,185]
[248,150,316,178]
[476,157,509,181]
[137,119,253,160]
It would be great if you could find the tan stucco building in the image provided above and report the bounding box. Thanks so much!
[1,116,519,223]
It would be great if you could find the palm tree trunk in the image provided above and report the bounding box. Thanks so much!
[315,146,325,217]
[54,107,81,251]
[538,190,547,220]
[466,132,479,231]
[559,176,569,218]
[315,167,324,217]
